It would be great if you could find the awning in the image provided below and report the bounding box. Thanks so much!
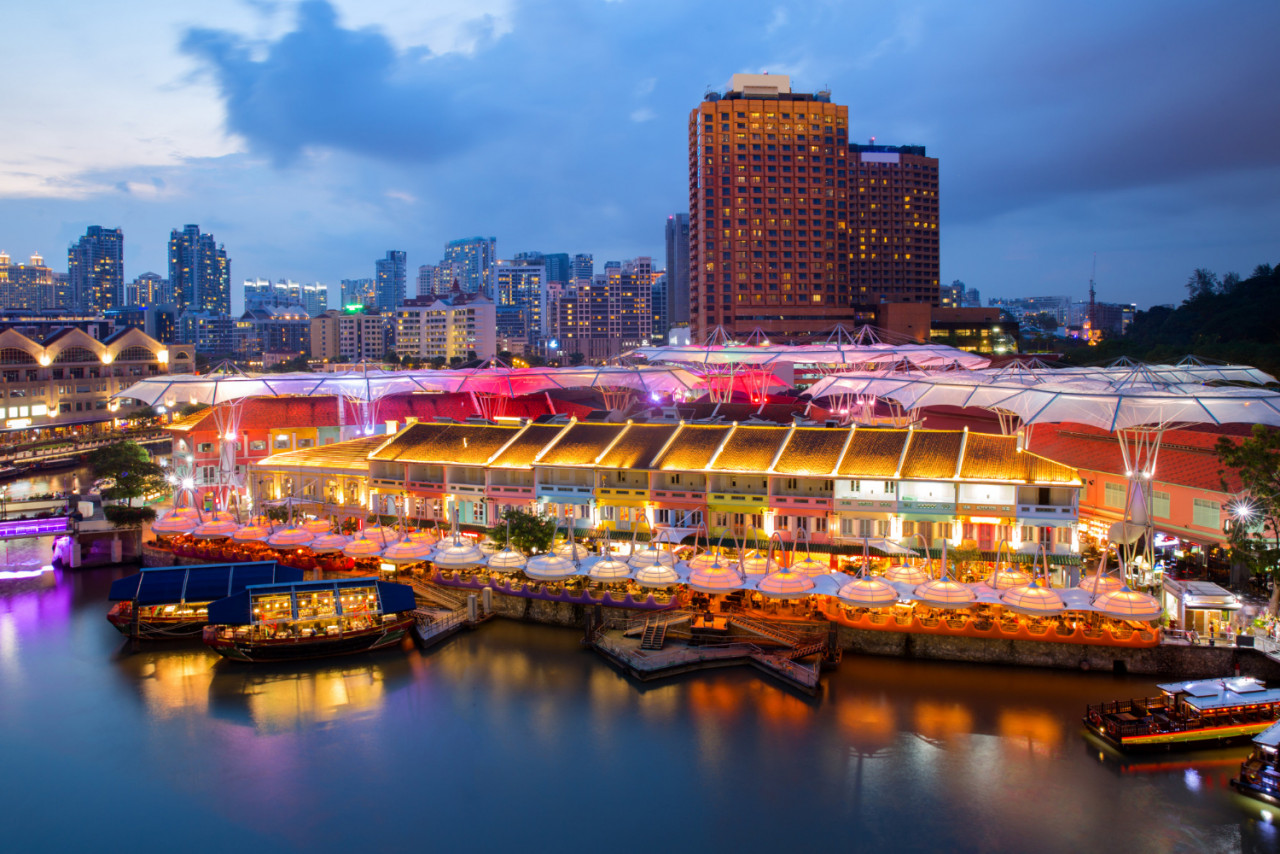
[108,561,302,605]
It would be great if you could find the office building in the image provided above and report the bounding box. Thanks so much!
[310,307,388,362]
[127,272,169,307]
[665,213,690,329]
[234,305,311,358]
[0,252,55,312]
[394,293,496,363]
[104,306,176,344]
[848,142,939,315]
[493,260,545,350]
[340,278,375,308]
[177,310,236,356]
[988,295,1073,326]
[374,250,407,310]
[546,257,652,362]
[652,271,669,343]
[443,236,496,297]
[689,74,851,342]
[941,280,981,310]
[168,225,230,315]
[416,264,451,297]
[67,226,125,312]
[244,279,329,316]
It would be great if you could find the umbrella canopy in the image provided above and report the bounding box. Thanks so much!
[301,518,334,535]
[687,557,746,593]
[231,523,272,543]
[587,556,632,581]
[987,565,1033,590]
[553,541,592,560]
[1092,588,1162,621]
[633,562,683,587]
[686,548,729,571]
[789,554,831,576]
[357,526,399,547]
[885,564,931,585]
[192,512,238,539]
[628,543,676,570]
[153,512,201,535]
[1000,581,1066,616]
[1078,572,1126,596]
[523,552,581,580]
[913,576,977,609]
[266,527,314,548]
[756,568,816,599]
[740,550,779,576]
[487,547,527,572]
[309,533,351,554]
[431,535,487,570]
[836,576,900,608]
[343,538,387,559]
[381,533,437,565]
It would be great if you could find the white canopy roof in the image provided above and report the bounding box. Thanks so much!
[630,341,989,370]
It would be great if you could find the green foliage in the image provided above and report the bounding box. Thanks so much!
[103,504,156,528]
[486,508,556,555]
[87,441,168,505]
[1216,424,1280,581]
[265,353,310,373]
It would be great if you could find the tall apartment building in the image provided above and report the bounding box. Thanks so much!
[652,271,669,343]
[848,142,939,315]
[310,307,387,362]
[443,236,497,297]
[546,257,652,362]
[493,259,546,351]
[340,278,375,308]
[234,306,311,358]
[374,251,406,311]
[127,272,169,307]
[689,74,850,342]
[0,252,55,311]
[68,226,125,312]
[416,264,451,297]
[665,213,690,328]
[168,225,230,315]
[394,293,496,363]
[244,278,328,316]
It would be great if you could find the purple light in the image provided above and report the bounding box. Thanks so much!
[0,518,71,538]
[0,565,54,580]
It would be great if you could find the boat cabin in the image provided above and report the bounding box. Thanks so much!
[1235,719,1280,804]
[206,577,417,641]
[107,561,303,638]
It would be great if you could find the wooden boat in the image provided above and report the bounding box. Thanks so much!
[202,577,417,662]
[1085,677,1280,751]
[107,561,302,639]
[1232,720,1280,804]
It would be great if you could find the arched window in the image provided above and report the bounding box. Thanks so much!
[115,346,157,362]
[173,350,191,361]
[0,348,36,365]
[54,346,98,363]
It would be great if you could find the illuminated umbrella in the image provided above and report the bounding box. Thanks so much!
[633,562,683,587]
[309,533,351,554]
[686,554,746,593]
[431,534,487,570]
[381,533,437,565]
[687,548,729,572]
[357,525,400,547]
[192,512,238,539]
[523,552,580,580]
[587,554,632,581]
[757,566,816,599]
[836,576,900,608]
[301,518,333,535]
[740,549,779,576]
[885,563,930,585]
[554,541,592,561]
[1000,580,1066,616]
[343,537,387,559]
[266,527,314,548]
[231,523,272,543]
[153,512,201,535]
[913,576,977,609]
[1092,588,1162,621]
[628,540,676,571]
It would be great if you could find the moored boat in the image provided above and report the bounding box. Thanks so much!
[202,577,417,662]
[1085,677,1280,751]
[107,561,303,639]
[1232,720,1280,804]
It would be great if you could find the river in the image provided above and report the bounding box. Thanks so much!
[0,565,1274,854]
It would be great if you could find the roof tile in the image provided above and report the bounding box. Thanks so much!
[773,427,849,476]
[838,429,908,478]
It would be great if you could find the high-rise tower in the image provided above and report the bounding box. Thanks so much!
[68,226,124,312]
[688,74,850,343]
[374,250,407,310]
[665,213,690,329]
[168,225,230,315]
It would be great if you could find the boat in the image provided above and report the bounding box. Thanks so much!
[202,577,417,662]
[1085,676,1280,751]
[107,561,303,639]
[1232,720,1280,804]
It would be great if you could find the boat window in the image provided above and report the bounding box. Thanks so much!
[297,590,336,619]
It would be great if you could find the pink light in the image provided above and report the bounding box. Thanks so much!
[0,565,55,580]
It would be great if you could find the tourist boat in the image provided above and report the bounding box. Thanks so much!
[1231,720,1280,805]
[202,577,417,662]
[1085,677,1280,751]
[107,561,303,639]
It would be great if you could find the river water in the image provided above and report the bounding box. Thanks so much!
[1,564,1275,854]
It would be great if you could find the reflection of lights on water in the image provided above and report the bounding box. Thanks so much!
[1263,810,1272,824]
[0,565,54,580]
[1184,768,1201,792]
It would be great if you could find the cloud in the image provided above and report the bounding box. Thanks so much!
[630,108,656,123]
[181,0,480,164]
[385,189,417,204]
[766,6,788,34]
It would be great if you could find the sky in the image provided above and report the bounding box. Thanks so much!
[1,0,1278,313]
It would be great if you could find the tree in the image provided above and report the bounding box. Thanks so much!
[1186,267,1220,300]
[266,353,310,373]
[569,351,586,366]
[1216,425,1280,613]
[1029,312,1059,333]
[486,508,556,555]
[87,441,168,506]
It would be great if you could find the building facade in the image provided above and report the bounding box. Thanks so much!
[310,307,387,362]
[665,213,690,330]
[393,294,496,363]
[244,279,328,317]
[168,225,230,315]
[443,236,497,297]
[340,278,375,308]
[544,257,653,362]
[127,272,169,307]
[0,253,55,312]
[67,226,125,313]
[374,251,407,311]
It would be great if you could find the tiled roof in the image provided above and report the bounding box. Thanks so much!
[653,425,732,471]
[489,424,566,469]
[596,423,681,470]
[1030,423,1243,493]
[709,425,790,472]
[370,422,520,465]
[958,432,1078,484]
[536,422,627,466]
[254,436,386,473]
[165,407,213,432]
[899,430,965,480]
[773,427,849,476]
[838,429,908,478]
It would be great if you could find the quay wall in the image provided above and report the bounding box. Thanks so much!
[836,625,1280,679]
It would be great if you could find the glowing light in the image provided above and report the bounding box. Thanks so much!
[181,477,194,489]
[100,353,113,364]
[0,565,55,580]
[37,355,51,367]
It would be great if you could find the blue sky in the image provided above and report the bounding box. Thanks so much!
[1,0,1277,312]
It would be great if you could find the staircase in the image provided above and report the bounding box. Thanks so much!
[640,616,669,650]
[728,614,805,646]
[409,578,467,610]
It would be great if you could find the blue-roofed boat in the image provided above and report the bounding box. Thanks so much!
[107,562,304,639]
[1085,677,1280,751]
[202,577,417,662]
[1232,720,1280,804]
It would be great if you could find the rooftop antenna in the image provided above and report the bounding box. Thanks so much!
[1087,253,1098,344]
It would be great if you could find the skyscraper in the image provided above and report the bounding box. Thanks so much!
[68,225,124,312]
[0,252,54,312]
[664,213,690,329]
[848,142,939,314]
[340,278,374,308]
[374,250,406,310]
[168,225,230,315]
[127,272,168,306]
[689,74,850,342]
[443,237,497,297]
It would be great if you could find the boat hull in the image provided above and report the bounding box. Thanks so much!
[1232,777,1280,806]
[106,609,207,639]
[1085,718,1275,752]
[205,617,413,663]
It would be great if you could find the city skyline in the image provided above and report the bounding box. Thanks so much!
[0,1,1277,311]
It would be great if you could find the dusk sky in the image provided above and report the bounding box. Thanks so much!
[3,0,1278,312]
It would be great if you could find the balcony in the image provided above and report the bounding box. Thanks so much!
[1016,503,1077,521]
